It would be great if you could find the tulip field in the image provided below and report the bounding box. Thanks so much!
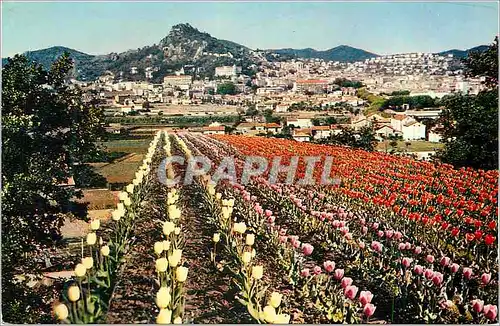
[53,131,498,324]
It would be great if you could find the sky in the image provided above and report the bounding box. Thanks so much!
[1,1,499,57]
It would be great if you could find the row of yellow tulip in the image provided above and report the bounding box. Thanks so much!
[54,131,165,323]
[154,131,188,324]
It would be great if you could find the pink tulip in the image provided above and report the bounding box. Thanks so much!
[345,233,353,240]
[344,285,358,300]
[360,218,366,225]
[340,226,349,235]
[394,231,403,240]
[363,303,376,317]
[267,216,275,223]
[251,195,257,201]
[440,256,451,267]
[385,230,394,239]
[424,269,435,280]
[398,243,406,251]
[402,257,412,268]
[377,230,384,238]
[432,272,444,286]
[266,211,273,219]
[414,246,422,254]
[483,304,498,320]
[362,226,368,234]
[463,267,473,280]
[371,241,383,252]
[372,222,379,230]
[481,273,491,285]
[323,260,335,273]
[332,220,340,228]
[292,240,301,249]
[300,269,310,277]
[414,265,424,275]
[313,266,322,275]
[302,243,314,256]
[472,299,484,313]
[450,263,460,273]
[359,291,374,306]
[341,277,353,289]
[358,241,365,249]
[426,255,435,264]
[405,242,411,250]
[279,235,287,243]
[334,269,344,280]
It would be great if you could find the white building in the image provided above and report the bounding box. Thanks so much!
[286,118,312,129]
[163,75,192,90]
[215,65,242,77]
[402,121,426,140]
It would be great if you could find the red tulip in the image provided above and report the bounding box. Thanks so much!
[481,273,491,285]
[323,260,335,273]
[359,291,374,306]
[485,234,496,246]
[341,277,353,289]
[334,269,344,280]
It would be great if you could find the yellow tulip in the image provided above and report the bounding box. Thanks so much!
[173,316,182,324]
[174,227,181,235]
[222,207,233,220]
[162,240,171,251]
[86,232,97,246]
[251,248,256,258]
[123,197,131,206]
[176,266,188,282]
[74,263,87,277]
[163,221,175,236]
[262,305,277,323]
[215,193,222,200]
[155,287,171,308]
[157,308,172,324]
[208,185,216,196]
[118,191,128,201]
[54,303,69,320]
[82,257,94,269]
[117,203,125,212]
[168,250,182,267]
[228,198,235,208]
[275,314,291,324]
[222,199,229,206]
[101,245,110,257]
[252,265,263,280]
[126,184,134,194]
[233,222,246,234]
[112,209,122,221]
[213,233,220,243]
[156,258,168,272]
[68,285,80,302]
[242,252,252,264]
[269,292,282,308]
[154,242,164,255]
[246,234,255,246]
[169,205,181,220]
[90,219,100,230]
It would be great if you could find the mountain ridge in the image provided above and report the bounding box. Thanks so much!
[1,23,490,81]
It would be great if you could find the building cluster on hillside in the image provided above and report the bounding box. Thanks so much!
[73,50,484,146]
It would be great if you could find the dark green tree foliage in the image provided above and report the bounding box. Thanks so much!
[381,95,437,110]
[216,81,237,95]
[1,53,105,322]
[318,126,377,151]
[437,37,498,170]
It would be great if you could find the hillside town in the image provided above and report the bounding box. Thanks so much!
[73,50,485,161]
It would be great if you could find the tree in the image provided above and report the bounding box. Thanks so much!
[217,81,237,95]
[436,37,498,170]
[1,53,106,322]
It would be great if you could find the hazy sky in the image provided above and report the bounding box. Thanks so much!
[2,1,498,57]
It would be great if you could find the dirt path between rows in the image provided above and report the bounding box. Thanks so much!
[105,182,166,323]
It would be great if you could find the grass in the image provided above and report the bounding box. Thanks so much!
[377,140,444,152]
[100,139,152,155]
[75,189,118,210]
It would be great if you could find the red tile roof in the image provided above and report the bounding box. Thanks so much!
[296,79,328,84]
